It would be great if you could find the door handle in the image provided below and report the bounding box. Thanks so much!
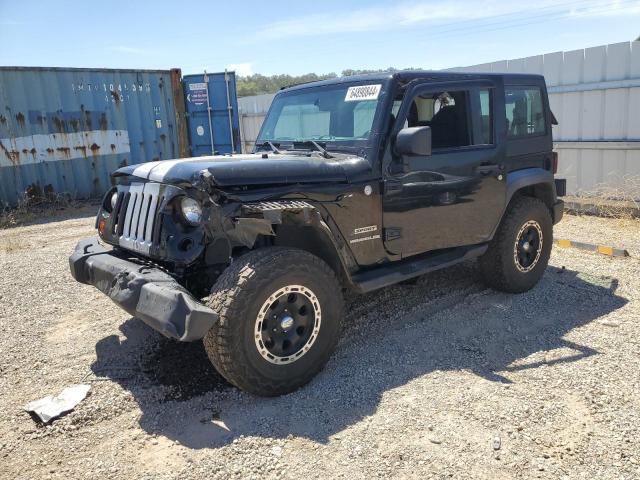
[475,165,501,176]
[384,181,403,194]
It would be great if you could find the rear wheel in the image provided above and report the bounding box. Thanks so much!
[203,247,343,396]
[478,196,552,293]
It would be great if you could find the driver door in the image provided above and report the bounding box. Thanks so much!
[382,79,507,257]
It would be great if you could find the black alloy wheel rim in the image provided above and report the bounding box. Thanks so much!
[255,285,321,364]
[515,220,543,272]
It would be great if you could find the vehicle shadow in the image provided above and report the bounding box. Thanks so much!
[90,263,627,449]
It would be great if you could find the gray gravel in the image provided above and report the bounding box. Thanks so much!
[0,212,639,479]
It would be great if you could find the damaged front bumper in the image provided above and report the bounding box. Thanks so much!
[69,238,218,341]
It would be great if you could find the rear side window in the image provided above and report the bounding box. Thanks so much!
[477,89,492,145]
[505,87,545,138]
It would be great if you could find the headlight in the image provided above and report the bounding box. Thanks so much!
[110,192,119,211]
[180,197,202,225]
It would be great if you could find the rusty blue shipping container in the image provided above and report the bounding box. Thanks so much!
[183,71,241,156]
[0,67,190,206]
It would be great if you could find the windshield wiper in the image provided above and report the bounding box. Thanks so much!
[256,141,281,154]
[296,140,334,159]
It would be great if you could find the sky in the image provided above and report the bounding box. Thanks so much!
[1,0,639,76]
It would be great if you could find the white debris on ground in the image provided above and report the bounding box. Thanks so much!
[24,385,91,424]
[0,211,639,479]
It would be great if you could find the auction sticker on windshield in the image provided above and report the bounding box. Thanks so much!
[345,84,382,102]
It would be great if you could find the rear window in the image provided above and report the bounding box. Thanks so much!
[505,87,545,138]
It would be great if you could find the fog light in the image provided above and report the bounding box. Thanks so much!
[179,238,194,251]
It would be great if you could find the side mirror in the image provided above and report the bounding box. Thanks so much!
[395,126,432,156]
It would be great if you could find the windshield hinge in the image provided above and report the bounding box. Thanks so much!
[256,141,281,154]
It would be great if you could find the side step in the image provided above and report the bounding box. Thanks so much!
[351,244,488,294]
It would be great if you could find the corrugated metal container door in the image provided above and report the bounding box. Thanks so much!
[0,67,188,207]
[183,71,240,156]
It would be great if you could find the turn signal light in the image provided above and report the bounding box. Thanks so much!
[98,218,107,236]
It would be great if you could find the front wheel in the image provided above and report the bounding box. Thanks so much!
[203,247,343,396]
[478,196,553,293]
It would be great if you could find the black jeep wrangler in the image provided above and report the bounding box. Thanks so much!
[70,71,565,396]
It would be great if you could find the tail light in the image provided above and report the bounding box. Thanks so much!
[552,151,558,174]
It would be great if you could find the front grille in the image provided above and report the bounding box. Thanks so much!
[112,182,163,254]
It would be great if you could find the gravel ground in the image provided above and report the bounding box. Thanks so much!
[0,211,639,479]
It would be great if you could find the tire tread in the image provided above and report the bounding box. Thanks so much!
[203,247,342,396]
[479,196,552,293]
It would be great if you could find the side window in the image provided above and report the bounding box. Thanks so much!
[405,90,471,149]
[505,87,545,138]
[401,89,494,149]
[477,89,492,144]
[391,99,402,117]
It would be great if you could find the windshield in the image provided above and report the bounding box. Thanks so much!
[256,82,385,149]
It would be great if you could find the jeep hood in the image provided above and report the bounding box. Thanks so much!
[114,153,370,188]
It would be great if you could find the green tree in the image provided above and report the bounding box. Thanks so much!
[237,73,337,96]
[236,68,422,96]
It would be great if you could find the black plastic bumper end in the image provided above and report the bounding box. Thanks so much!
[69,238,217,342]
[553,200,564,224]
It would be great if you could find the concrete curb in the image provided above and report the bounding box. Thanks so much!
[555,238,630,257]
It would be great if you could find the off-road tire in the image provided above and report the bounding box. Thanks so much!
[478,196,553,293]
[203,247,343,396]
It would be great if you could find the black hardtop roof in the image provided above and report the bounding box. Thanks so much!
[282,70,545,92]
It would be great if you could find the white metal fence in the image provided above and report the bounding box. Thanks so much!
[448,41,640,197]
[238,41,640,197]
[238,93,275,154]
